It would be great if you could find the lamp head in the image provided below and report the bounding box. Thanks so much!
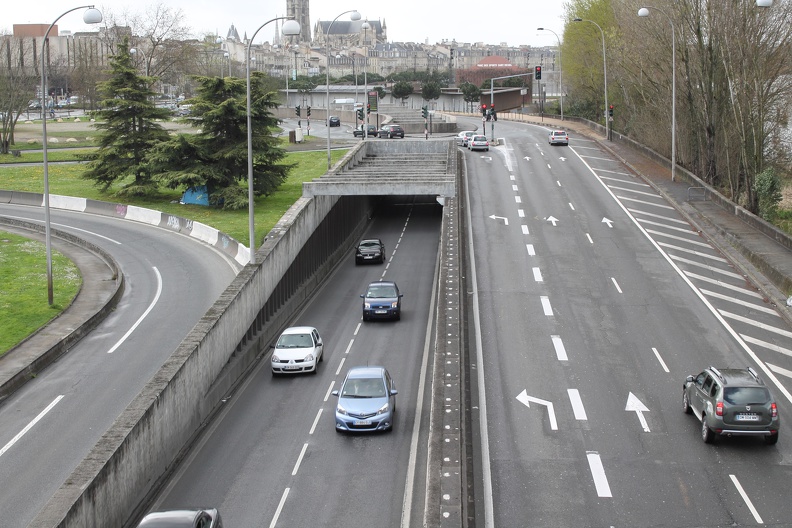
[756,0,773,6]
[282,19,301,36]
[216,36,223,44]
[130,48,138,54]
[83,7,102,24]
[350,11,362,21]
[362,20,371,30]
[638,8,650,17]
[537,27,544,30]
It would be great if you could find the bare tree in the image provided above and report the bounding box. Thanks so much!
[0,35,38,154]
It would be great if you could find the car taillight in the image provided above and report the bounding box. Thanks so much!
[716,402,723,416]
[771,402,777,418]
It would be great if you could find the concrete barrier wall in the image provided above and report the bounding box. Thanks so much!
[29,189,376,527]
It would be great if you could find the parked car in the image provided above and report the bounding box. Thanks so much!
[683,366,779,444]
[355,238,385,264]
[353,124,378,137]
[328,116,341,127]
[361,281,402,321]
[378,124,404,138]
[270,326,324,375]
[332,366,397,433]
[137,509,223,527]
[468,135,490,151]
[456,130,476,146]
[548,129,569,145]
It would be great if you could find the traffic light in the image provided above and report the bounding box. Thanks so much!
[366,103,371,114]
[608,104,614,117]
[307,106,311,117]
[535,66,542,80]
[481,104,487,116]
[422,105,428,118]
[295,105,301,117]
[357,108,364,121]
[491,104,497,121]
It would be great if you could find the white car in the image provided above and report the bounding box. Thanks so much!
[548,130,569,145]
[456,130,476,146]
[468,135,489,151]
[270,326,323,375]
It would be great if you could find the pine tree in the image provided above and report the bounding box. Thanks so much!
[82,37,172,196]
[145,74,291,209]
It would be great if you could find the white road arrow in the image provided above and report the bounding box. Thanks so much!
[559,156,567,161]
[481,156,493,161]
[625,392,651,432]
[516,390,558,430]
[602,217,614,228]
[546,216,559,227]
[488,215,509,225]
[524,156,531,161]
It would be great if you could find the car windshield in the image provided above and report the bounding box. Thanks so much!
[359,240,379,248]
[277,333,313,348]
[341,378,387,398]
[366,285,397,298]
[723,386,771,405]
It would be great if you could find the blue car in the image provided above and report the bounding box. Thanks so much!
[361,280,402,321]
[333,366,397,432]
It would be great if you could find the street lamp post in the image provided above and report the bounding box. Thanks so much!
[41,5,102,305]
[537,27,563,121]
[246,18,301,264]
[362,20,370,138]
[638,7,676,181]
[129,47,149,77]
[326,10,362,170]
[573,18,608,140]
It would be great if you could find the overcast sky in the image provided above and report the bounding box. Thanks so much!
[2,0,568,48]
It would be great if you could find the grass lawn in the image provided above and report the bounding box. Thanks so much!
[0,231,81,355]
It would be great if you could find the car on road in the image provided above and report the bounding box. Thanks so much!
[332,366,397,433]
[468,135,490,151]
[355,238,385,264]
[683,366,779,444]
[548,129,569,145]
[456,130,476,146]
[328,116,341,127]
[378,124,405,138]
[137,509,223,527]
[361,281,402,321]
[353,124,378,137]
[270,326,324,375]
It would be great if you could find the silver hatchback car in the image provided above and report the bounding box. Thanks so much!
[333,366,397,432]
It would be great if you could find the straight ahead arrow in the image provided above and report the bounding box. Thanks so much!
[602,217,614,228]
[546,216,559,227]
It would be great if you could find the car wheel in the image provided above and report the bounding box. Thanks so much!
[388,133,392,139]
[395,312,401,321]
[701,416,714,444]
[311,365,318,375]
[319,350,324,362]
[380,253,386,264]
[682,391,692,414]
[765,433,779,445]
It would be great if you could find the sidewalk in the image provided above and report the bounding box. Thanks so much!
[529,116,792,323]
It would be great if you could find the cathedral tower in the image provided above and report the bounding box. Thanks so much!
[286,0,311,43]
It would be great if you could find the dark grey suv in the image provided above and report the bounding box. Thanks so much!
[683,367,779,445]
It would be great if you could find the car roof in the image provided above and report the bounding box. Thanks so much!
[138,510,215,526]
[709,367,765,386]
[551,130,567,134]
[360,238,382,243]
[346,366,387,379]
[280,326,317,335]
[367,280,397,287]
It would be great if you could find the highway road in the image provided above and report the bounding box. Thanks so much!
[0,204,239,527]
[462,117,792,527]
[144,199,443,527]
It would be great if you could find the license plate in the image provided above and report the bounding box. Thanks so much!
[375,310,387,314]
[284,365,300,370]
[736,413,759,421]
[354,420,372,426]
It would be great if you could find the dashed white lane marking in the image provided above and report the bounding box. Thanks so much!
[291,443,308,475]
[324,381,335,402]
[512,185,519,191]
[268,488,290,528]
[729,475,763,524]
[526,244,536,256]
[721,311,792,338]
[540,296,553,316]
[309,409,322,435]
[354,322,361,335]
[515,196,522,203]
[586,233,593,244]
[567,389,587,420]
[611,278,623,293]
[741,335,792,358]
[344,339,355,354]
[533,267,543,282]
[569,202,575,211]
[700,289,779,315]
[0,395,64,458]
[335,357,346,376]
[518,209,525,218]
[521,225,529,235]
[652,347,670,373]
[551,335,568,361]
[586,452,613,498]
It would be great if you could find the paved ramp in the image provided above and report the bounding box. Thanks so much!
[303,139,457,198]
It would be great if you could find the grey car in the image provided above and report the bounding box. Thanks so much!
[683,367,779,445]
[333,366,397,432]
[355,238,385,264]
[137,509,222,527]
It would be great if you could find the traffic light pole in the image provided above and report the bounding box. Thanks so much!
[486,72,533,144]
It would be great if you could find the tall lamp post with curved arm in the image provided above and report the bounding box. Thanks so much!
[537,27,563,121]
[41,5,102,305]
[326,10,362,170]
[129,47,149,77]
[361,20,370,137]
[638,7,676,181]
[573,18,608,141]
[246,17,301,264]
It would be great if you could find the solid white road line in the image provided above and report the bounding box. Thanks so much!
[685,271,761,292]
[107,266,162,353]
[291,443,308,476]
[586,452,613,498]
[768,363,792,379]
[609,185,662,198]
[652,348,670,373]
[627,208,688,223]
[645,229,712,248]
[637,217,699,234]
[0,395,64,458]
[729,475,763,524]
[551,335,568,361]
[741,335,792,358]
[268,487,290,528]
[567,389,587,420]
[616,196,675,209]
[720,311,792,338]
[701,289,779,315]
[662,244,729,263]
[540,296,553,316]
[600,175,650,186]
